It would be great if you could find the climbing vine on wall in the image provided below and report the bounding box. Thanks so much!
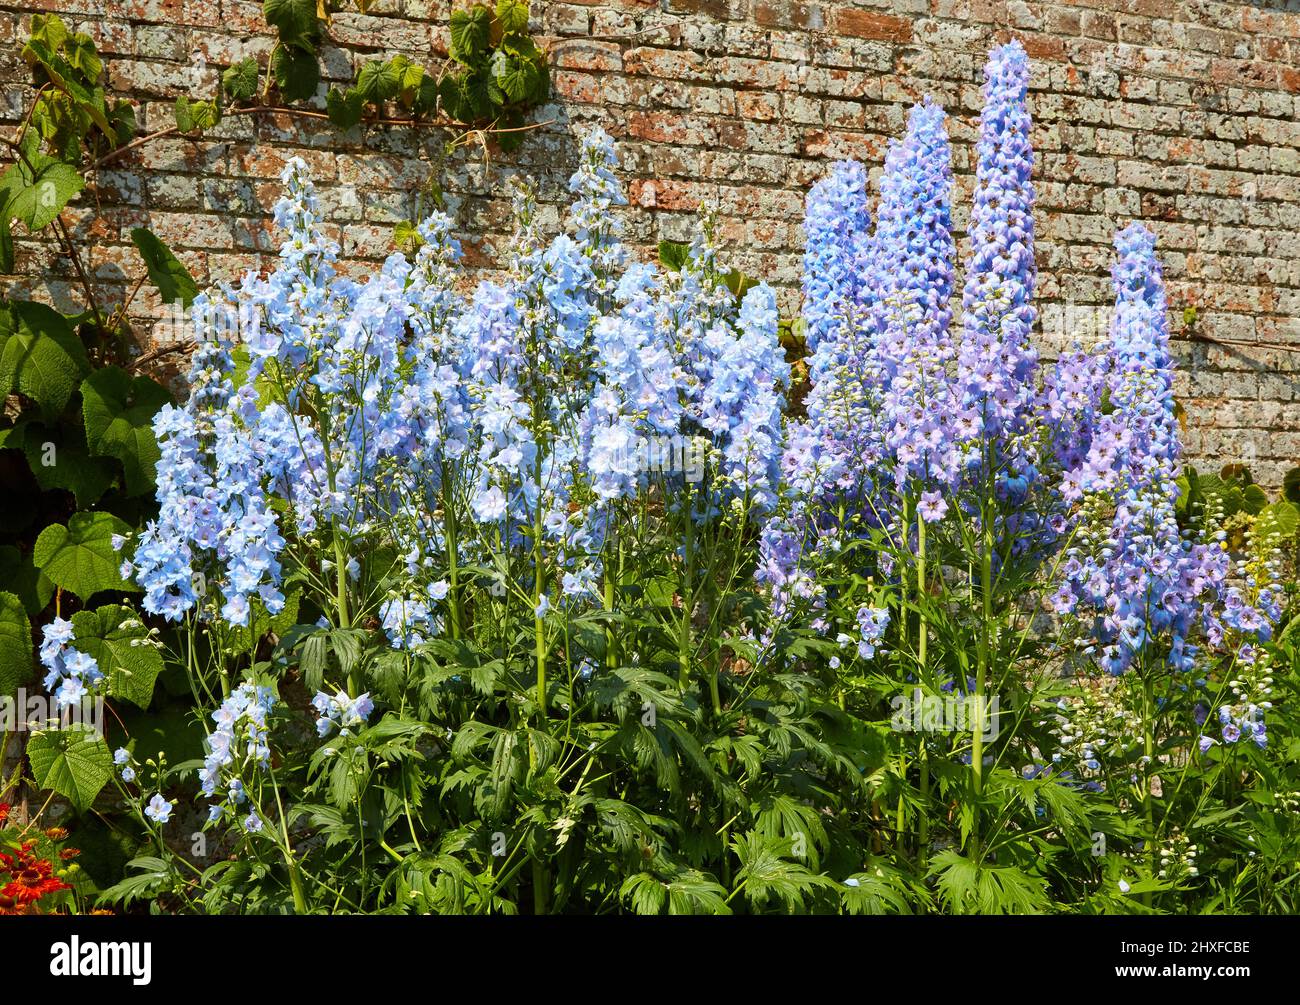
[177,0,550,154]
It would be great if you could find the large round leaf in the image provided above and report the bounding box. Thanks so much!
[0,155,84,231]
[0,545,53,617]
[0,590,33,697]
[27,723,113,813]
[33,511,138,601]
[70,604,162,709]
[81,365,171,496]
[0,299,91,420]
[6,418,117,507]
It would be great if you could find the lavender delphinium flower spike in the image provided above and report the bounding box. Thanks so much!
[802,159,873,354]
[958,40,1039,458]
[1057,224,1269,676]
[871,97,962,497]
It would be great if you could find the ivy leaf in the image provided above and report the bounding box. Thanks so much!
[271,44,320,102]
[326,87,365,129]
[0,156,84,231]
[81,365,172,496]
[70,604,163,709]
[66,32,103,83]
[444,68,494,122]
[193,99,222,130]
[0,590,33,698]
[0,299,91,420]
[0,546,54,618]
[33,511,137,601]
[449,5,492,65]
[28,724,113,813]
[355,59,402,104]
[173,95,219,132]
[9,419,117,507]
[221,58,260,102]
[130,227,198,309]
[496,0,530,35]
[264,0,321,50]
[31,13,69,51]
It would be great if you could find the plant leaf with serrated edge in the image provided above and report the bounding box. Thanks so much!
[28,724,113,812]
[0,299,91,420]
[0,590,32,697]
[658,240,690,271]
[81,364,172,496]
[492,53,536,103]
[9,419,117,506]
[0,215,13,273]
[0,546,54,617]
[496,0,530,34]
[449,5,491,64]
[69,604,162,709]
[0,156,84,231]
[33,511,137,601]
[264,0,320,48]
[129,227,198,309]
[271,44,320,102]
[326,87,364,129]
[222,58,259,101]
[355,59,402,104]
[173,95,194,132]
[393,219,423,254]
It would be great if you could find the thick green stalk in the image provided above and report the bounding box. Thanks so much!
[534,500,547,716]
[443,463,461,639]
[604,533,618,670]
[1142,671,1156,908]
[678,490,695,692]
[917,517,929,859]
[973,517,993,798]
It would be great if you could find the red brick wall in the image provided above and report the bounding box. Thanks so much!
[3,1,1300,482]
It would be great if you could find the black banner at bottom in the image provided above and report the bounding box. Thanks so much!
[1,913,1288,991]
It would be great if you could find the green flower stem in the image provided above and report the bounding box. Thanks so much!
[917,515,929,861]
[1142,670,1156,908]
[443,463,461,640]
[679,487,695,692]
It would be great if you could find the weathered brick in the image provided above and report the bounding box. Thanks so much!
[0,1,1296,483]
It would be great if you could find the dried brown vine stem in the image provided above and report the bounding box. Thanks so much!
[127,339,197,374]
